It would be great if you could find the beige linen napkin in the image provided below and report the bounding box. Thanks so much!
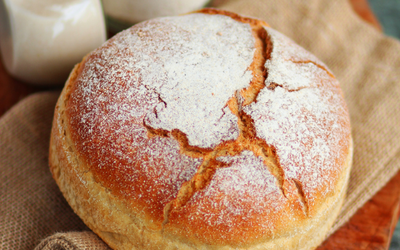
[1,0,400,249]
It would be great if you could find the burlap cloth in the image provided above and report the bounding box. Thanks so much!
[1,0,400,249]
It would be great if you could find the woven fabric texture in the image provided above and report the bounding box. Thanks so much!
[221,0,400,235]
[34,232,109,250]
[1,0,400,249]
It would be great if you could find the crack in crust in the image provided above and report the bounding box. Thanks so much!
[267,82,308,92]
[141,9,311,230]
[241,26,272,106]
[292,179,309,217]
[191,8,269,28]
[162,158,229,229]
[290,59,335,79]
[227,96,288,200]
[143,120,170,138]
[170,129,213,158]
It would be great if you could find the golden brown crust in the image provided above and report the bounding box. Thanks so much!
[49,9,353,250]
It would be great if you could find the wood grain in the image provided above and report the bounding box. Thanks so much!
[350,0,382,31]
[0,60,41,116]
[0,1,398,249]
[318,171,400,250]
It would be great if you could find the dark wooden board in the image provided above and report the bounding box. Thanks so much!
[318,172,400,250]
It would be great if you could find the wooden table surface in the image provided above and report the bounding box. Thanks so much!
[1,1,399,249]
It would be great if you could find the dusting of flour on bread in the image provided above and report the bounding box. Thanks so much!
[192,150,285,223]
[116,13,254,149]
[243,27,350,210]
[65,11,351,241]
[67,13,256,222]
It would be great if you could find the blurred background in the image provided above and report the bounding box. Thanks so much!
[0,0,399,249]
[369,0,400,39]
[365,0,400,248]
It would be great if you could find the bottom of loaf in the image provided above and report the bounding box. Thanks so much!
[49,90,353,250]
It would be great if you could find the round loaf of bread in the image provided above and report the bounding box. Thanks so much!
[49,9,353,250]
